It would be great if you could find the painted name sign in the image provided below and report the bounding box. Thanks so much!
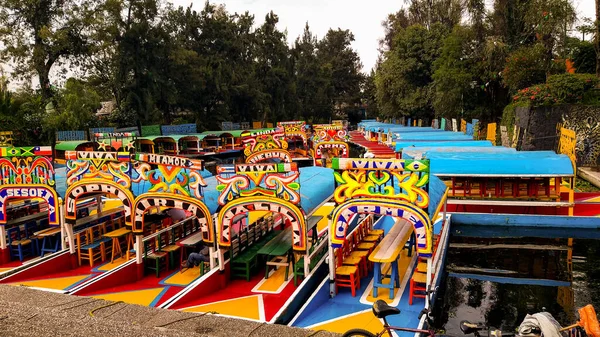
[65,182,132,222]
[246,149,292,164]
[316,142,348,157]
[0,186,58,224]
[331,158,429,172]
[94,132,137,138]
[331,200,431,257]
[133,196,211,240]
[235,162,297,174]
[242,128,278,138]
[66,151,130,162]
[135,153,203,170]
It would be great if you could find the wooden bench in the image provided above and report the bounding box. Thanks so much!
[230,230,278,281]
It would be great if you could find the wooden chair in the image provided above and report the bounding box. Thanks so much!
[24,221,39,256]
[79,225,110,267]
[7,227,33,262]
[335,265,360,297]
[409,269,427,305]
[161,230,181,270]
[144,235,168,278]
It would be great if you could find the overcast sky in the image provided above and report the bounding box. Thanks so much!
[2,0,596,89]
[172,0,596,73]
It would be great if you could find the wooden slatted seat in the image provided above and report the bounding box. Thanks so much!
[335,266,360,297]
[362,234,380,242]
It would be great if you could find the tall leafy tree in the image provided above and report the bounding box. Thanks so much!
[293,23,330,122]
[317,29,363,120]
[255,11,293,123]
[0,0,99,100]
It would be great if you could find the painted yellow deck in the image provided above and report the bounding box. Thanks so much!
[182,295,264,321]
[96,256,132,272]
[0,268,12,273]
[308,310,385,334]
[162,268,201,286]
[92,287,165,306]
[252,266,291,293]
[12,274,91,291]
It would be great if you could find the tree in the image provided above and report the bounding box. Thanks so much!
[254,11,293,124]
[43,78,101,132]
[432,26,478,118]
[317,28,363,120]
[293,23,331,122]
[375,24,448,119]
[361,70,379,120]
[0,0,99,100]
[597,0,600,76]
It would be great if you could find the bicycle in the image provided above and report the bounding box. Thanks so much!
[342,296,514,337]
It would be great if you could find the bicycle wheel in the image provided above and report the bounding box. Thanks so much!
[342,328,378,337]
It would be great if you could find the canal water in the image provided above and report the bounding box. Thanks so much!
[435,236,600,335]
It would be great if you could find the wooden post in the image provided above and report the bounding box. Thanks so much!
[328,222,336,297]
[0,226,6,250]
[135,235,143,264]
[209,246,217,269]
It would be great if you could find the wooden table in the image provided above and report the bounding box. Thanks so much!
[5,212,47,228]
[177,231,205,265]
[368,220,413,299]
[104,227,133,262]
[35,227,62,257]
[257,228,293,280]
[74,207,124,228]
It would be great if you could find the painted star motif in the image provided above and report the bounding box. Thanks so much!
[98,141,108,151]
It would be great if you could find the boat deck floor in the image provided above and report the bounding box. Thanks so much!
[171,265,297,322]
[4,256,131,292]
[292,249,424,336]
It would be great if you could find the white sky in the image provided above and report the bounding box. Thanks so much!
[173,0,597,73]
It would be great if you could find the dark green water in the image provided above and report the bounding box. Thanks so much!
[435,237,600,335]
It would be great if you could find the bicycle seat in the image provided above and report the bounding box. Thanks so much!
[372,300,400,318]
[460,321,485,335]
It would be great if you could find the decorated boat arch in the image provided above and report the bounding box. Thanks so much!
[241,128,293,164]
[311,124,350,167]
[64,150,134,227]
[0,146,59,264]
[329,158,433,253]
[0,147,59,226]
[130,153,213,242]
[277,121,308,146]
[215,162,306,254]
[328,158,439,295]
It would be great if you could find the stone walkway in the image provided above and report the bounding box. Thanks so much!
[0,285,339,337]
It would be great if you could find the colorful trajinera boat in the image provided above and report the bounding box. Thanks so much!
[289,158,450,335]
[161,126,333,322]
[0,147,60,273]
[310,123,350,168]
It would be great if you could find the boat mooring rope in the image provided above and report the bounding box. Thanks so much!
[154,311,218,328]
[89,301,124,317]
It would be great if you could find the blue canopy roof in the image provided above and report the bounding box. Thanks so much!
[395,140,493,152]
[394,133,473,141]
[403,150,559,160]
[416,151,574,177]
[428,175,448,220]
[402,147,516,159]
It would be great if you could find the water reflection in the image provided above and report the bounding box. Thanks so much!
[436,238,600,335]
